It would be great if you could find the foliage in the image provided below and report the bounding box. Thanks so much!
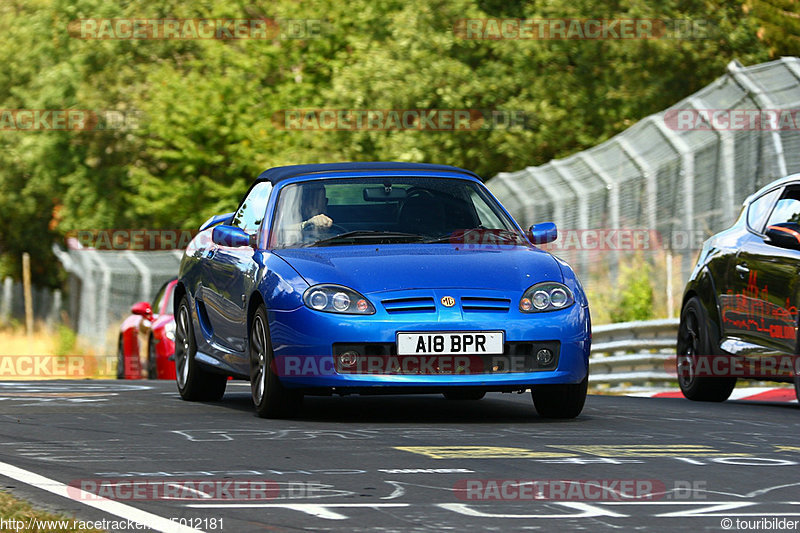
[0,0,791,286]
[0,490,103,532]
[55,324,78,357]
[608,254,656,322]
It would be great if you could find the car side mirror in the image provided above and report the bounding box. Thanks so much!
[765,225,800,251]
[212,225,256,248]
[131,301,153,319]
[528,222,557,244]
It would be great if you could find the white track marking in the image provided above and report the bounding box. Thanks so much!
[186,503,408,520]
[0,461,201,533]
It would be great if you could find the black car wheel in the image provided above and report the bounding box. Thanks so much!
[531,376,587,418]
[250,305,302,418]
[116,337,125,379]
[677,297,736,402]
[794,372,800,404]
[147,336,157,379]
[174,296,227,401]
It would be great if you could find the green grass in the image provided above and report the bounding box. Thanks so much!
[0,491,103,532]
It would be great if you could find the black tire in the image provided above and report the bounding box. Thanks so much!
[147,336,157,379]
[794,373,800,404]
[250,305,302,418]
[531,376,588,419]
[174,296,227,401]
[116,337,125,379]
[676,297,736,402]
[443,390,486,401]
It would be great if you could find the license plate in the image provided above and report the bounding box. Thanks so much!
[396,331,504,355]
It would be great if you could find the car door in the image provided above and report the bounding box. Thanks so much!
[204,181,273,354]
[726,184,800,355]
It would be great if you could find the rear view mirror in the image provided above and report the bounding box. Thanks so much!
[528,222,557,245]
[363,187,408,201]
[765,224,800,251]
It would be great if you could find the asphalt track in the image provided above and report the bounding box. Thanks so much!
[0,380,798,532]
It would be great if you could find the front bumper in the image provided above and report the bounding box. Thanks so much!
[268,289,590,390]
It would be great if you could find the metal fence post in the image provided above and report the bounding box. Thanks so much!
[125,250,152,303]
[727,59,788,178]
[1,277,12,323]
[524,167,564,227]
[496,171,536,228]
[648,116,695,282]
[578,153,620,280]
[687,95,737,226]
[551,160,589,274]
[87,250,112,351]
[617,138,657,230]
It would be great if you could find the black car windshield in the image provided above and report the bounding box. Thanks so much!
[269,177,525,249]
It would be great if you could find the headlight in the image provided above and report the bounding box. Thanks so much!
[303,285,375,315]
[164,320,176,341]
[519,282,574,313]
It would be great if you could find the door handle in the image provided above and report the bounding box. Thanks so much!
[735,264,749,277]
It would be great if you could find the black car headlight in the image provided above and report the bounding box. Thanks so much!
[519,282,574,313]
[303,284,375,315]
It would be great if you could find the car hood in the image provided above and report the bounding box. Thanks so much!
[274,244,563,294]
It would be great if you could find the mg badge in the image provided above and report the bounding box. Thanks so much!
[441,296,456,307]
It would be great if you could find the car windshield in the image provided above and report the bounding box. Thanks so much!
[269,177,524,249]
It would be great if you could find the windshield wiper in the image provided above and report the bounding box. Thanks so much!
[422,228,527,245]
[309,230,426,247]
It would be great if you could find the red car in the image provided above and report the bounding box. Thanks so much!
[117,279,178,380]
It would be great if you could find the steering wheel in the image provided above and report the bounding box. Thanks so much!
[328,223,349,234]
[404,188,435,201]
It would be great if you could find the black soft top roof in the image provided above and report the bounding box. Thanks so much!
[256,162,481,184]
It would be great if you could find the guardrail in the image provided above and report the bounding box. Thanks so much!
[589,318,679,387]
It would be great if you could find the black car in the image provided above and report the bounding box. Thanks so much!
[678,174,800,402]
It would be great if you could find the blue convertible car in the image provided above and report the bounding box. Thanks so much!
[174,162,591,418]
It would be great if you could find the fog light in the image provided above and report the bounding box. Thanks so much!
[339,351,359,367]
[536,348,554,366]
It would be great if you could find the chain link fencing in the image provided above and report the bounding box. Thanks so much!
[53,244,182,352]
[488,57,800,318]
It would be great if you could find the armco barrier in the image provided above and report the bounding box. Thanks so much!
[589,318,679,386]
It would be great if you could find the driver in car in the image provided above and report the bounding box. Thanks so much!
[300,184,333,231]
